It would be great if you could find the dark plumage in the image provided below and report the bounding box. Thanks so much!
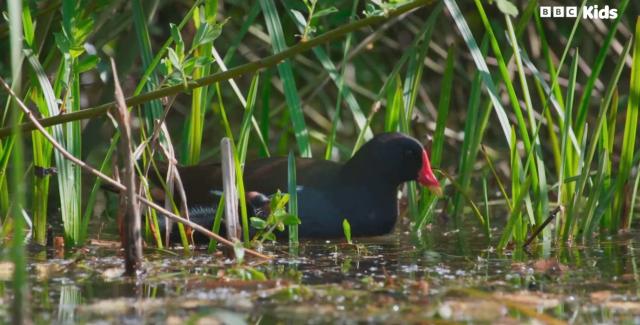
[152,132,441,242]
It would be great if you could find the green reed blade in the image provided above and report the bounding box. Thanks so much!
[287,151,299,245]
[323,0,359,160]
[431,46,455,168]
[563,39,632,241]
[282,1,372,145]
[582,151,609,239]
[449,0,509,147]
[260,0,311,157]
[238,74,261,164]
[132,0,165,135]
[574,0,630,139]
[450,40,486,223]
[629,156,640,230]
[208,194,225,253]
[506,15,548,229]
[615,17,640,231]
[8,0,28,321]
[558,50,579,211]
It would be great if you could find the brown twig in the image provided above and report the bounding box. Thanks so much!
[523,206,563,249]
[112,59,143,274]
[0,0,434,138]
[0,76,272,260]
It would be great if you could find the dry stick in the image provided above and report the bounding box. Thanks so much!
[131,95,192,246]
[157,142,192,246]
[0,77,271,260]
[0,0,434,138]
[523,206,563,249]
[111,59,143,274]
[220,138,241,241]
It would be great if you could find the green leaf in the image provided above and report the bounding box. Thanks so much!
[54,32,71,54]
[194,55,215,67]
[167,47,182,70]
[192,22,222,48]
[22,4,34,46]
[364,3,382,17]
[169,23,184,54]
[205,0,218,24]
[281,214,301,226]
[270,191,289,211]
[496,0,518,17]
[72,16,94,46]
[76,54,100,73]
[290,9,307,28]
[312,7,338,18]
[250,217,267,230]
[342,219,352,244]
[183,57,196,75]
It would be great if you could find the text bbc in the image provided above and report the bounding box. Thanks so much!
[540,5,618,19]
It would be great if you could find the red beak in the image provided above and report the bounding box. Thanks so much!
[417,150,442,196]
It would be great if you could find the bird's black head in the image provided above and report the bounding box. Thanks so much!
[343,132,441,194]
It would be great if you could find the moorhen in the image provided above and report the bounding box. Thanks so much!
[154,132,442,241]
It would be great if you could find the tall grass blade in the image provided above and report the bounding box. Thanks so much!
[399,5,442,222]
[505,15,549,231]
[558,50,579,216]
[615,17,640,230]
[237,75,261,164]
[574,0,630,138]
[582,151,609,239]
[282,1,372,144]
[430,46,454,168]
[450,43,485,224]
[49,0,92,246]
[445,0,512,147]
[184,2,218,164]
[211,49,270,156]
[629,155,640,230]
[416,46,453,228]
[208,194,226,253]
[132,0,164,133]
[25,49,55,245]
[8,0,28,321]
[288,151,299,246]
[260,0,311,157]
[323,0,360,160]
[563,39,632,241]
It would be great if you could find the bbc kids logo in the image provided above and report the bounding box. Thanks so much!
[540,5,618,19]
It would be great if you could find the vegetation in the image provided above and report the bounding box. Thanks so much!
[0,0,638,269]
[2,0,640,322]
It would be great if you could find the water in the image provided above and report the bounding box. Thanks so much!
[2,226,640,323]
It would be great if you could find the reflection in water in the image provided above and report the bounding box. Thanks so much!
[58,285,80,324]
[0,227,639,323]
